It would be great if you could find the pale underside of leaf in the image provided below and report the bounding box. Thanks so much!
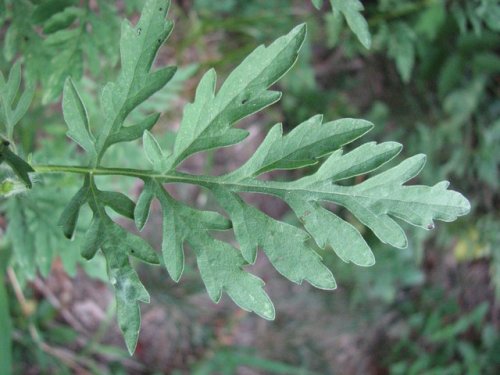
[212,188,336,289]
[169,23,307,169]
[51,0,472,355]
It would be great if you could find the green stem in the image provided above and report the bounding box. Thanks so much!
[32,164,284,195]
[31,164,351,201]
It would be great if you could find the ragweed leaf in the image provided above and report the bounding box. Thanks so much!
[58,0,175,353]
[388,23,416,83]
[130,22,469,327]
[47,0,470,355]
[77,176,159,354]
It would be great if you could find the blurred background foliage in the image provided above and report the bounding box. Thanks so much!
[0,0,499,373]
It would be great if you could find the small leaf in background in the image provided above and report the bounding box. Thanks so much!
[325,10,344,48]
[388,23,416,83]
[329,0,371,49]
[0,61,35,138]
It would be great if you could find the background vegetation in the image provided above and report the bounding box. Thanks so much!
[0,0,499,373]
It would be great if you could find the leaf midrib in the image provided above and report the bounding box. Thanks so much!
[33,164,468,211]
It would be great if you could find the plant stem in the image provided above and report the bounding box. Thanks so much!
[32,164,355,201]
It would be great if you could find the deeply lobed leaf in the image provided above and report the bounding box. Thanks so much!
[166,23,307,169]
[58,0,177,353]
[53,0,471,355]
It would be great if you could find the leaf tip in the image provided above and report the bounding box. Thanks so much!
[260,303,276,321]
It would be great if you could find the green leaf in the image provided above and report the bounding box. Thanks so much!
[0,101,33,188]
[127,22,469,328]
[167,23,307,169]
[20,0,122,103]
[82,176,159,353]
[0,61,35,138]
[1,145,34,188]
[388,23,416,83]
[213,189,336,289]
[192,232,275,320]
[143,179,273,318]
[47,1,470,355]
[107,113,159,146]
[57,183,88,239]
[62,78,96,158]
[57,0,177,353]
[43,6,84,34]
[226,116,372,179]
[80,216,104,260]
[96,0,176,161]
[32,0,74,24]
[134,179,155,231]
[98,191,136,220]
[105,244,150,354]
[329,0,371,49]
[137,181,232,282]
[135,179,271,318]
[286,199,374,267]
[143,130,170,172]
